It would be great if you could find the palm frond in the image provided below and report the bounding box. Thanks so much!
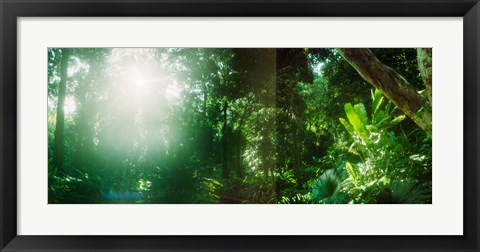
[311,168,348,204]
[377,181,431,204]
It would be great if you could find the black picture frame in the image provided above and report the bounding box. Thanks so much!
[1,0,479,251]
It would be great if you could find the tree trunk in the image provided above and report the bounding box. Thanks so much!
[233,131,243,178]
[417,48,432,103]
[203,80,208,119]
[222,99,229,179]
[336,48,432,136]
[293,128,302,181]
[53,48,71,171]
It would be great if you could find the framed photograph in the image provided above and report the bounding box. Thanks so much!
[1,0,479,251]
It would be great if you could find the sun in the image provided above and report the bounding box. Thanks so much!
[107,49,183,107]
[122,64,181,103]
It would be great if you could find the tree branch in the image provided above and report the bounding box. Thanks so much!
[336,48,431,136]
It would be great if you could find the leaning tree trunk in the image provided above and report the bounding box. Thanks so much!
[417,48,432,103]
[336,48,432,137]
[53,48,71,171]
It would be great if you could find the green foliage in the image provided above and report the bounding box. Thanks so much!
[377,181,431,204]
[280,193,312,204]
[333,89,431,203]
[340,89,406,176]
[344,103,370,144]
[48,166,103,204]
[47,48,431,204]
[311,168,348,204]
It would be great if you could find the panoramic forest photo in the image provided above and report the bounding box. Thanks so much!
[48,48,432,204]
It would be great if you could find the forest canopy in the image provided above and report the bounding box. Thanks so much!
[48,48,432,204]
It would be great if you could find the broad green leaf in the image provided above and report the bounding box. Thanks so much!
[354,102,368,126]
[372,89,383,114]
[339,118,355,137]
[372,96,384,123]
[344,103,369,144]
[372,110,382,125]
[384,102,392,115]
[390,115,406,125]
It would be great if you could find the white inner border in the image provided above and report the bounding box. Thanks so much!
[18,17,463,235]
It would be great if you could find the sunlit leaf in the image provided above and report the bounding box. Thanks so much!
[372,89,383,112]
[344,103,369,144]
[390,115,406,125]
[345,161,361,186]
[339,118,355,137]
[354,102,368,126]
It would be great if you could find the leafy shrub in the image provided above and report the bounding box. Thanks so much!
[310,89,432,204]
[280,193,312,204]
[48,166,103,204]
